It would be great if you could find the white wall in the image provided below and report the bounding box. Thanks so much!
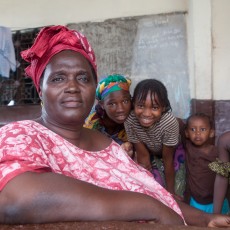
[187,0,212,99]
[1,0,229,100]
[1,0,187,30]
[212,0,230,100]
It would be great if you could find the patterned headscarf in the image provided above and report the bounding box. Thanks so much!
[21,25,97,92]
[96,74,131,101]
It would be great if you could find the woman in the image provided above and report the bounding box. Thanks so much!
[0,25,229,227]
[84,74,133,156]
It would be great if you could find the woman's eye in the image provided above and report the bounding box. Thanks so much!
[77,74,89,82]
[201,128,206,132]
[51,76,64,82]
[191,128,196,132]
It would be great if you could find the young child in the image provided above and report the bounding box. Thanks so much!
[84,74,133,157]
[124,79,185,198]
[184,113,229,214]
[209,131,230,213]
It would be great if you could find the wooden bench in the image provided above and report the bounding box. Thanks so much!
[0,104,41,127]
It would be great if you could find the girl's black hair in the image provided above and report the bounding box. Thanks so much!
[132,79,172,113]
[186,112,213,129]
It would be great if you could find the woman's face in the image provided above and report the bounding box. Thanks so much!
[134,91,164,128]
[40,50,97,126]
[101,90,131,124]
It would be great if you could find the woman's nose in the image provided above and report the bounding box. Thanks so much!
[65,78,79,93]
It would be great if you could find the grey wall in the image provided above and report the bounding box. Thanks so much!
[68,12,190,119]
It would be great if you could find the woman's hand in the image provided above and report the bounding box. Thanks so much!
[177,200,230,227]
[207,214,230,228]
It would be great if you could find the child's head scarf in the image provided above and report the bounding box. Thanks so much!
[96,74,131,101]
[21,25,97,92]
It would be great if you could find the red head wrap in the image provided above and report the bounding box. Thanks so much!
[21,25,97,92]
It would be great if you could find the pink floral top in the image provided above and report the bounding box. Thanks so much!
[0,120,183,219]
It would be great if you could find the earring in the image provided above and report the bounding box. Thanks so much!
[41,101,43,107]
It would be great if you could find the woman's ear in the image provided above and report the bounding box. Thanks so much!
[39,92,42,101]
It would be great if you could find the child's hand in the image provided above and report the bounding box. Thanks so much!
[139,162,152,171]
[172,193,184,202]
[121,142,134,158]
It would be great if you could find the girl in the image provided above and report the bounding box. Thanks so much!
[84,74,133,157]
[124,79,185,198]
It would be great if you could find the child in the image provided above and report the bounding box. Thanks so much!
[84,74,133,157]
[124,79,185,198]
[184,113,229,214]
[209,131,230,213]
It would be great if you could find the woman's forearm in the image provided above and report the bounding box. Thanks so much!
[177,200,209,227]
[0,172,184,225]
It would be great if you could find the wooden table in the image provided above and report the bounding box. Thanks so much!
[0,221,225,230]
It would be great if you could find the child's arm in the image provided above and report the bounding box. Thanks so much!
[213,132,230,213]
[162,144,176,195]
[134,142,152,170]
[121,142,134,158]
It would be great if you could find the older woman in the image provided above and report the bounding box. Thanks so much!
[0,25,229,227]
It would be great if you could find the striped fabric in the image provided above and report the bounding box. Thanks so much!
[124,111,179,154]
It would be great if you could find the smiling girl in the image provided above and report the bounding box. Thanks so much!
[124,79,185,198]
[84,74,133,157]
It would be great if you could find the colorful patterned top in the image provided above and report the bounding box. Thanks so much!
[209,159,230,179]
[0,120,183,220]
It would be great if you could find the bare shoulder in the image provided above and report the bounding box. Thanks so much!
[82,128,112,151]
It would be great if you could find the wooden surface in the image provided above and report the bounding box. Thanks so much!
[0,221,226,230]
[0,104,41,127]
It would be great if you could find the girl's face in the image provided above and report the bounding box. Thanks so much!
[100,90,131,124]
[185,117,214,146]
[133,91,165,128]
